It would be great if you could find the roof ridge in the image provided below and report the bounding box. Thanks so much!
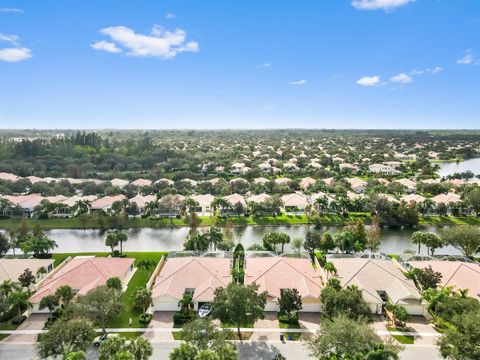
[370,260,418,292]
[443,262,466,288]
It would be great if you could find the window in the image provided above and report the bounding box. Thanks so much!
[185,288,195,295]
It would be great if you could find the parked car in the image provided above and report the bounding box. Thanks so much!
[198,303,213,318]
[93,333,118,347]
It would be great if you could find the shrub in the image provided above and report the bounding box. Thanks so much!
[139,313,152,324]
[173,310,196,325]
[12,315,27,325]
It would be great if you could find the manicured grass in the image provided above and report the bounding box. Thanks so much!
[52,252,167,329]
[172,331,183,340]
[2,213,479,230]
[0,323,18,341]
[278,315,301,341]
[419,215,480,226]
[106,252,167,329]
[386,326,415,344]
[52,252,109,267]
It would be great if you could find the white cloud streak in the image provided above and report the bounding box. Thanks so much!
[0,8,23,13]
[457,49,474,65]
[356,76,381,86]
[390,73,412,84]
[352,0,415,11]
[0,47,32,62]
[290,79,307,85]
[90,40,122,53]
[257,63,271,69]
[91,25,199,59]
[165,13,176,19]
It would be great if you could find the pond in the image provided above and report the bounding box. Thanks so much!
[3,225,462,256]
[437,157,480,178]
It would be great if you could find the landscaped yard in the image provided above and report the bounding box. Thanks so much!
[0,323,18,341]
[386,326,415,344]
[278,315,301,341]
[52,252,167,329]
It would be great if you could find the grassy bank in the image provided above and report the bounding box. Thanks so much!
[1,213,479,230]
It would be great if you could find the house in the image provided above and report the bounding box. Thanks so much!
[152,256,231,311]
[190,194,215,215]
[368,164,400,176]
[400,194,426,204]
[53,195,98,217]
[220,193,246,215]
[248,193,271,204]
[407,260,480,301]
[274,177,292,186]
[393,179,417,193]
[347,178,368,194]
[129,194,157,215]
[154,178,175,187]
[253,177,270,185]
[327,258,425,315]
[110,178,130,188]
[30,256,135,313]
[244,257,322,312]
[0,172,20,182]
[281,193,309,213]
[130,178,153,188]
[0,258,55,284]
[299,177,316,190]
[90,195,126,213]
[431,193,462,214]
[231,162,246,174]
[2,194,44,217]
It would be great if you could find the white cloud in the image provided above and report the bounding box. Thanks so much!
[0,33,20,45]
[0,8,23,13]
[356,76,381,86]
[390,73,412,84]
[90,40,122,53]
[352,0,415,11]
[165,13,176,19]
[290,79,306,85]
[257,63,271,69]
[457,49,474,65]
[92,25,199,59]
[0,47,31,62]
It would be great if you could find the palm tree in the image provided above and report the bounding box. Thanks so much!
[324,262,337,281]
[73,200,91,215]
[105,232,119,255]
[178,293,193,315]
[9,290,32,318]
[0,279,21,297]
[134,288,153,313]
[207,227,223,251]
[137,259,157,281]
[55,285,75,307]
[364,342,399,360]
[115,231,128,255]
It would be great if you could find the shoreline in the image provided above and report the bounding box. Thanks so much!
[1,213,479,230]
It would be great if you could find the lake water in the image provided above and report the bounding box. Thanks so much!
[3,225,462,256]
[437,157,480,178]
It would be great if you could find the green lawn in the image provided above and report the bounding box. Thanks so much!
[386,326,415,344]
[0,323,18,341]
[278,315,301,341]
[2,213,479,230]
[52,252,167,329]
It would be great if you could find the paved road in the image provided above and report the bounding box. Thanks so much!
[0,341,442,359]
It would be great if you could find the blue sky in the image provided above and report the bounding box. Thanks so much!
[0,0,479,129]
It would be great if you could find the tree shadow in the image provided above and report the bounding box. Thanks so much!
[237,341,283,360]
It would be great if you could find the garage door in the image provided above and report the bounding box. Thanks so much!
[404,304,425,316]
[300,303,321,312]
[265,302,278,312]
[154,302,180,312]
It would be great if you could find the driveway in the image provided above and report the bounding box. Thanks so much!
[251,312,278,341]
[143,311,174,341]
[1,313,48,343]
[298,312,319,330]
[405,316,437,345]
